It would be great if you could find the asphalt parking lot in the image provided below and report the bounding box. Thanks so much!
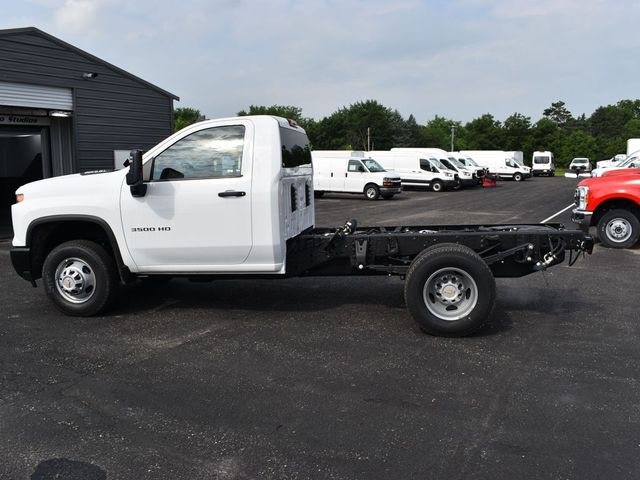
[1,177,639,480]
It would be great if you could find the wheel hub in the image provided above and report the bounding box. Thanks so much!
[607,218,631,242]
[55,258,96,304]
[436,276,464,304]
[424,268,478,321]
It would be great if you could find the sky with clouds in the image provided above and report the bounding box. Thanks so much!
[2,0,639,123]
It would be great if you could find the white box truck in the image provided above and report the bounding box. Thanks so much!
[311,152,401,200]
[531,151,555,176]
[627,139,640,156]
[460,150,530,181]
[9,116,593,337]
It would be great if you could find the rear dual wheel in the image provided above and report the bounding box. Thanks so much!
[404,244,496,336]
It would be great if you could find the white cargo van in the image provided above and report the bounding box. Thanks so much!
[460,150,530,181]
[531,151,555,176]
[311,153,401,200]
[389,148,477,188]
[367,150,458,192]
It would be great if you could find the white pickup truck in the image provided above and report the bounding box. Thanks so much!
[10,116,593,336]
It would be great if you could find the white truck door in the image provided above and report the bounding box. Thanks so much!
[344,159,366,192]
[120,123,253,270]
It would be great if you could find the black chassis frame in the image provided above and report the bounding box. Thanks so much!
[286,221,594,278]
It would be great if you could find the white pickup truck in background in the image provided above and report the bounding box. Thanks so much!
[10,116,593,336]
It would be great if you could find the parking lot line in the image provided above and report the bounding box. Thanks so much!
[540,203,574,223]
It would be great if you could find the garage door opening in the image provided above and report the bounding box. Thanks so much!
[0,128,49,238]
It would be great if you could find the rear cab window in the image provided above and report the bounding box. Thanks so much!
[280,127,312,170]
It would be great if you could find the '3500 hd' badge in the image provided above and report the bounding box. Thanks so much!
[131,227,171,232]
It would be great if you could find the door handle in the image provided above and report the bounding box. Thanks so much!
[218,190,246,197]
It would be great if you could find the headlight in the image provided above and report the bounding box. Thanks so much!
[575,186,589,210]
[444,172,453,177]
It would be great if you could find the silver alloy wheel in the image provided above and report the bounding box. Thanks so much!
[605,218,633,243]
[432,182,442,192]
[423,267,478,321]
[366,187,377,199]
[54,257,97,304]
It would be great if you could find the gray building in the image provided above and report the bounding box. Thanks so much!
[0,27,178,236]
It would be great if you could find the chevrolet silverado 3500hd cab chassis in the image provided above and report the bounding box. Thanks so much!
[10,116,592,336]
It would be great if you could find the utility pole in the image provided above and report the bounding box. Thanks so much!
[450,125,456,152]
[367,127,371,151]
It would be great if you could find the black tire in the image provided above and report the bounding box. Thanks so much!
[364,184,380,200]
[596,209,640,249]
[381,193,394,200]
[550,171,555,177]
[513,172,523,182]
[42,240,119,316]
[314,191,325,198]
[431,180,444,192]
[452,178,462,190]
[404,243,496,337]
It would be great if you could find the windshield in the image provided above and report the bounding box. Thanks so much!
[447,157,466,169]
[440,158,458,171]
[572,159,588,164]
[533,156,550,164]
[430,157,447,170]
[620,156,638,167]
[362,158,385,172]
[464,157,479,166]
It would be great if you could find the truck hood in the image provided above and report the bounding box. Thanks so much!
[15,170,126,199]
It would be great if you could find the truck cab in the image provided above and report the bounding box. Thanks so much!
[12,116,315,279]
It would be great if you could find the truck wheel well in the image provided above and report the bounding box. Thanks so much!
[27,219,127,282]
[592,199,640,226]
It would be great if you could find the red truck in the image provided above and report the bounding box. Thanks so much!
[572,169,640,248]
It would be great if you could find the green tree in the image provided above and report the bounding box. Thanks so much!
[420,116,457,150]
[543,101,573,127]
[237,105,308,125]
[465,114,503,149]
[502,113,531,151]
[174,107,202,132]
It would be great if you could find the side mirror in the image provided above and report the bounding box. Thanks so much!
[126,150,147,197]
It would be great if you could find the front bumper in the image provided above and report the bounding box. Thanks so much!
[571,208,593,232]
[380,186,402,194]
[10,247,34,282]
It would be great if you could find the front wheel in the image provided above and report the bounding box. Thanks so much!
[404,244,496,336]
[513,172,523,182]
[42,240,119,316]
[431,180,444,192]
[364,184,380,200]
[597,209,640,249]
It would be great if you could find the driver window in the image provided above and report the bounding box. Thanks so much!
[152,125,245,181]
[348,160,364,172]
